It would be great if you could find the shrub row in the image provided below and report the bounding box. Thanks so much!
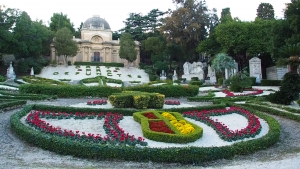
[10,104,280,164]
[74,62,124,67]
[125,85,199,97]
[19,84,199,98]
[22,76,68,86]
[0,91,57,100]
[0,99,26,110]
[260,79,282,86]
[108,91,165,109]
[19,84,122,98]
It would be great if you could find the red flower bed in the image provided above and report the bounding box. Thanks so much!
[87,100,107,105]
[149,120,175,134]
[164,100,180,105]
[222,89,263,97]
[143,112,158,119]
[182,107,261,141]
[26,110,147,146]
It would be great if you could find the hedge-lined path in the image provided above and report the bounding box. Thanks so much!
[1,100,300,168]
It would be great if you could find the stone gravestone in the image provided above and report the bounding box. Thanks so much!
[182,61,204,81]
[30,67,34,76]
[208,65,217,84]
[6,62,16,80]
[249,57,262,83]
[160,70,166,80]
[172,70,178,81]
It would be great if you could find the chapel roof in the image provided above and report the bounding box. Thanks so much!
[82,15,111,30]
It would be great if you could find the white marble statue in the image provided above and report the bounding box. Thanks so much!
[30,67,34,76]
[183,62,190,75]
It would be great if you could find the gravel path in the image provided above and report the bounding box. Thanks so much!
[1,99,300,169]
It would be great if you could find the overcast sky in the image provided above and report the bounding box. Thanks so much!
[1,0,291,31]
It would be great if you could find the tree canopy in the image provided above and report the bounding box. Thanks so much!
[160,0,212,60]
[119,33,137,67]
[50,13,75,34]
[256,2,275,20]
[53,27,78,66]
[0,6,19,55]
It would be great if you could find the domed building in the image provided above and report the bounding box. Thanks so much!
[50,15,140,67]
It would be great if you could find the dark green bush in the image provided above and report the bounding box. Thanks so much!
[225,70,252,92]
[218,78,223,85]
[261,79,282,86]
[149,74,158,81]
[0,75,5,82]
[249,77,256,85]
[267,72,300,105]
[188,80,203,86]
[191,77,199,81]
[74,62,124,67]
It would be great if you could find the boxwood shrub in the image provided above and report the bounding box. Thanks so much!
[74,62,124,67]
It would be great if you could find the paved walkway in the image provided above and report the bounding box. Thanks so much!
[0,99,300,168]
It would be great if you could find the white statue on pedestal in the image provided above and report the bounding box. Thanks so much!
[30,67,34,76]
[183,62,190,75]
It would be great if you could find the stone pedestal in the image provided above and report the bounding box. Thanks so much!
[182,74,204,81]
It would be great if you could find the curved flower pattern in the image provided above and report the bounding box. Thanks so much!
[222,89,263,97]
[26,110,147,146]
[182,107,261,141]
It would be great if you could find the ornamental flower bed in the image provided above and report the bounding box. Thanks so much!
[87,100,107,105]
[26,110,147,146]
[182,107,261,141]
[133,111,203,143]
[162,112,195,134]
[164,100,180,105]
[143,112,158,119]
[149,120,175,134]
[222,89,263,97]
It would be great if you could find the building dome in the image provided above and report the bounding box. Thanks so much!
[82,15,111,30]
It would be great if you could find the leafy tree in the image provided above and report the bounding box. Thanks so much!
[119,33,137,68]
[256,2,275,20]
[284,0,300,45]
[74,22,83,38]
[220,8,233,23]
[53,27,78,66]
[160,0,212,60]
[50,13,75,34]
[13,12,41,59]
[144,37,166,56]
[211,53,236,85]
[0,6,19,56]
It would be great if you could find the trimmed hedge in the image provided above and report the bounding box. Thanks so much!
[0,99,26,110]
[10,104,280,164]
[0,91,57,100]
[261,79,282,86]
[74,62,124,67]
[124,85,199,97]
[133,111,203,143]
[22,76,68,86]
[19,84,122,98]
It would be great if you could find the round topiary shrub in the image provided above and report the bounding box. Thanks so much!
[0,75,5,82]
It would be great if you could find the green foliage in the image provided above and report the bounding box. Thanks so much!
[161,0,216,59]
[133,111,203,143]
[119,33,137,67]
[49,12,75,34]
[22,76,67,85]
[13,12,53,59]
[256,3,275,20]
[0,99,26,110]
[0,75,5,82]
[261,79,282,86]
[16,57,49,74]
[149,74,158,81]
[267,72,300,105]
[108,91,165,109]
[124,85,199,97]
[19,84,122,98]
[188,80,203,87]
[220,8,233,23]
[53,27,78,66]
[211,53,236,81]
[0,7,19,55]
[225,69,252,92]
[218,78,223,85]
